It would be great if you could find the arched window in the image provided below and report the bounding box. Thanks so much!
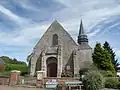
[53,34,58,46]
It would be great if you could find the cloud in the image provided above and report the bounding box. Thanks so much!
[0,0,120,61]
[115,50,120,63]
[116,51,120,57]
[0,23,48,46]
[1,0,120,42]
[0,5,27,24]
[114,48,120,58]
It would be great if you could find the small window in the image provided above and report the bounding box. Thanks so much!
[53,34,58,46]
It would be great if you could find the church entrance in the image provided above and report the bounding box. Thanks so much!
[46,57,57,77]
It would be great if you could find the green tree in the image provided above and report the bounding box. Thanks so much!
[103,41,119,71]
[92,43,115,73]
[0,56,26,65]
[0,56,11,63]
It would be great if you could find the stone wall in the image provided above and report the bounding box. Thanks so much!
[19,76,37,86]
[29,21,78,76]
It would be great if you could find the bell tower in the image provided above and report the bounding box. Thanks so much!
[78,20,88,45]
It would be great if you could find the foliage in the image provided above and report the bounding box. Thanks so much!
[103,41,119,72]
[61,71,73,77]
[0,71,10,76]
[100,70,115,77]
[0,56,26,65]
[92,43,115,73]
[5,64,28,76]
[83,70,104,90]
[79,64,97,79]
[0,56,28,76]
[105,77,120,89]
[79,68,89,77]
[118,81,120,89]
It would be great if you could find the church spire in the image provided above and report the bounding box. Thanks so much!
[79,20,85,35]
[78,20,88,45]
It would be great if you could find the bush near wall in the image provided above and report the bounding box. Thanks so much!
[105,77,120,89]
[61,71,73,77]
[0,71,10,76]
[100,70,116,77]
[83,70,104,90]
[5,64,28,76]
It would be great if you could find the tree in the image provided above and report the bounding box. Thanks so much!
[103,41,119,71]
[92,43,115,73]
[0,56,26,65]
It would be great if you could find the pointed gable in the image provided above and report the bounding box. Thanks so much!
[33,20,78,56]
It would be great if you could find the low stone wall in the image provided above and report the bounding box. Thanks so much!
[0,76,9,85]
[19,76,37,86]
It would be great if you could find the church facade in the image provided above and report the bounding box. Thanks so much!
[27,20,93,77]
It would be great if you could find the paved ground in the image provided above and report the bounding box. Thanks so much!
[0,85,119,90]
[0,85,48,90]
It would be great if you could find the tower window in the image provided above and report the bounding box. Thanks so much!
[53,34,58,46]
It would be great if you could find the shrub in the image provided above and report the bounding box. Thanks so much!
[83,70,104,90]
[100,70,115,77]
[61,73,73,77]
[105,77,119,89]
[61,71,73,77]
[118,81,120,88]
[0,71,10,76]
[5,64,28,76]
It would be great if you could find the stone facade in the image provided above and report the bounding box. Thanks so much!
[27,20,93,77]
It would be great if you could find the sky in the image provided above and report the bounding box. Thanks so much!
[0,0,120,63]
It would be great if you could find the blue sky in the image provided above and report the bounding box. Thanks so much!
[0,0,120,63]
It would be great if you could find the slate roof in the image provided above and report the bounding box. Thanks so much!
[79,20,85,35]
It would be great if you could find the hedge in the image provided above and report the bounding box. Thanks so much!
[105,77,120,89]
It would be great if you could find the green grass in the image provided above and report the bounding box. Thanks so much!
[5,64,28,72]
[0,71,10,77]
[0,64,28,77]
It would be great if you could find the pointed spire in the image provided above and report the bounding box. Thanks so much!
[79,20,85,35]
[78,20,88,45]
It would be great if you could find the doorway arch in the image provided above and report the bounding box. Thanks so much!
[46,57,57,77]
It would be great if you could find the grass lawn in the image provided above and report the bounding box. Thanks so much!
[0,71,10,77]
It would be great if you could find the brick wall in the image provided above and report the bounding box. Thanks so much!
[0,64,4,72]
[0,76,9,85]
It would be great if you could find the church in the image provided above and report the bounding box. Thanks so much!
[27,20,93,78]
